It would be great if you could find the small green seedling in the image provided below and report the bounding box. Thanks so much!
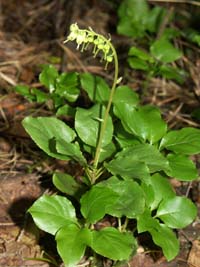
[23,23,198,267]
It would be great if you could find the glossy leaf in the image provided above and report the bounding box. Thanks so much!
[39,65,59,93]
[56,225,91,267]
[80,186,118,224]
[166,154,198,181]
[150,38,182,63]
[56,104,75,117]
[15,85,35,101]
[113,85,139,108]
[105,144,169,182]
[98,177,145,218]
[56,138,87,165]
[151,223,179,261]
[53,172,82,197]
[160,127,200,155]
[91,227,137,261]
[22,116,76,160]
[80,73,110,103]
[98,142,116,162]
[137,210,179,261]
[115,105,167,144]
[149,173,175,210]
[75,104,113,147]
[55,72,79,102]
[156,196,197,229]
[28,195,77,235]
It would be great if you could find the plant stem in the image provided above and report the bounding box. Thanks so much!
[93,42,119,169]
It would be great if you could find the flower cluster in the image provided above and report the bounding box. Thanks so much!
[64,23,114,69]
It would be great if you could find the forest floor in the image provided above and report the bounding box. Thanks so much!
[0,1,200,267]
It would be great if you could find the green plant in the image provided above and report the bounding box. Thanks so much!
[117,0,186,84]
[23,24,199,267]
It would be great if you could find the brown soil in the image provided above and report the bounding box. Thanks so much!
[0,1,200,267]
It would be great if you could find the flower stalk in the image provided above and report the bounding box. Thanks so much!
[64,23,119,181]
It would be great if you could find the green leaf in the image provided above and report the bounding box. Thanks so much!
[75,104,113,147]
[137,210,179,261]
[105,156,150,182]
[146,6,167,33]
[115,105,167,144]
[98,142,116,162]
[56,104,75,117]
[55,72,79,102]
[166,154,198,181]
[91,227,137,261]
[156,196,197,229]
[56,225,91,267]
[80,73,110,103]
[160,127,200,155]
[56,138,87,165]
[52,172,82,197]
[150,38,182,63]
[98,177,145,218]
[113,85,139,107]
[159,65,185,84]
[15,85,35,101]
[117,0,149,38]
[149,173,175,210]
[22,116,76,160]
[80,186,118,224]
[128,57,150,71]
[31,88,49,103]
[105,144,169,182]
[151,223,179,261]
[39,65,59,93]
[115,122,141,148]
[128,47,153,62]
[28,195,77,235]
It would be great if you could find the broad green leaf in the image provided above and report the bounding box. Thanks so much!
[166,154,198,181]
[117,0,149,38]
[91,227,137,261]
[56,138,87,165]
[98,177,145,218]
[115,105,167,144]
[128,47,153,62]
[15,85,35,101]
[150,223,179,261]
[56,225,91,267]
[53,172,82,197]
[160,127,200,155]
[140,183,155,208]
[55,72,79,102]
[128,57,150,71]
[159,65,185,84]
[137,208,160,233]
[28,195,77,235]
[39,65,59,93]
[149,173,175,210]
[105,144,169,182]
[22,116,76,160]
[115,122,141,148]
[80,73,110,103]
[150,38,182,63]
[105,156,150,182]
[56,104,75,117]
[156,196,197,229]
[146,6,167,33]
[75,104,113,147]
[113,85,139,107]
[98,142,116,162]
[137,209,179,261]
[80,186,118,224]
[31,88,49,103]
